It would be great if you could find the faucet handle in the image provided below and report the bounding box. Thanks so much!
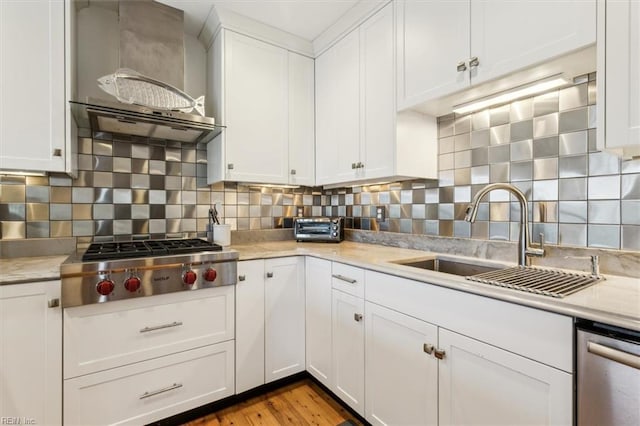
[538,233,545,250]
[564,255,601,278]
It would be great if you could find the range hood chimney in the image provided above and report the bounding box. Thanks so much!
[119,0,184,90]
[70,0,224,144]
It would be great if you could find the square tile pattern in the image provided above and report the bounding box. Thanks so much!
[1,73,639,250]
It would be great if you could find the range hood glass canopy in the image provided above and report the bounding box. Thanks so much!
[70,98,224,144]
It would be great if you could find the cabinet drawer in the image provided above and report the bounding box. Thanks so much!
[332,262,365,298]
[64,341,234,426]
[365,271,573,372]
[64,286,234,378]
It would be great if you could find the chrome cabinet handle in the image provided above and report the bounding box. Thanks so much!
[423,343,434,354]
[227,163,234,170]
[290,169,296,175]
[266,272,274,278]
[352,163,357,169]
[456,61,467,72]
[434,349,446,360]
[48,298,60,308]
[53,148,62,157]
[358,162,364,169]
[469,56,480,68]
[238,275,246,281]
[354,313,363,322]
[588,341,640,370]
[140,321,183,333]
[139,383,183,399]
[332,274,357,284]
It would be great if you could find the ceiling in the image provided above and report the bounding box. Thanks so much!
[158,0,361,41]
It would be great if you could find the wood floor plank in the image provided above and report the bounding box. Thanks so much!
[181,379,360,426]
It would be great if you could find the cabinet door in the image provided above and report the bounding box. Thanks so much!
[264,257,305,382]
[0,281,61,425]
[365,302,438,426]
[235,260,265,393]
[331,289,365,416]
[305,257,332,387]
[471,0,596,86]
[598,0,640,157]
[396,0,470,110]
[439,329,573,426]
[315,30,360,185]
[224,31,288,184]
[288,52,316,186]
[0,0,65,172]
[361,2,395,180]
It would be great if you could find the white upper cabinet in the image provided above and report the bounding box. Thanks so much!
[316,2,437,187]
[207,30,314,185]
[0,0,76,174]
[397,0,596,111]
[288,53,316,186]
[396,0,470,109]
[597,0,640,159]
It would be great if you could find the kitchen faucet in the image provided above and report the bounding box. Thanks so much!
[464,183,544,266]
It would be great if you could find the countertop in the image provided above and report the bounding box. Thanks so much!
[2,241,638,332]
[231,241,640,332]
[0,255,69,285]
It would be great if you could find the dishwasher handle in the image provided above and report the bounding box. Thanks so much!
[587,341,640,370]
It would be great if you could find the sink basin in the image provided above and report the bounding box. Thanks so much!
[393,257,506,277]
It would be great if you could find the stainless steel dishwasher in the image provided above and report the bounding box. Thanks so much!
[577,320,640,426]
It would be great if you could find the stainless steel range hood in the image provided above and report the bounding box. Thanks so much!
[70,98,223,144]
[71,0,223,144]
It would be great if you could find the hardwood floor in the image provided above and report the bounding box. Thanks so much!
[182,379,362,426]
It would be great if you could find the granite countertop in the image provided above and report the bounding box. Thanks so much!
[0,255,69,285]
[2,240,637,332]
[231,240,640,332]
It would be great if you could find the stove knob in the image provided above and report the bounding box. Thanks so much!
[96,278,115,296]
[124,276,141,292]
[183,269,197,286]
[204,268,217,282]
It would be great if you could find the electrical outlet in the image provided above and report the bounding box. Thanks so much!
[376,206,386,222]
[297,207,304,217]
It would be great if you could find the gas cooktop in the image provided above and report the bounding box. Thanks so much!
[82,238,223,261]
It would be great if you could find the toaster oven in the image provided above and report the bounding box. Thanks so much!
[294,217,344,242]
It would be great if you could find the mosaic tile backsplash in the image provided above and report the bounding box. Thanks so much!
[0,72,638,251]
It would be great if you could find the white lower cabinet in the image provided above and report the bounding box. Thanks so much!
[0,281,61,426]
[438,328,572,426]
[64,341,234,426]
[235,259,266,393]
[63,287,235,425]
[365,302,438,426]
[265,257,306,382]
[305,257,333,387]
[236,257,305,391]
[364,269,574,426]
[331,288,365,416]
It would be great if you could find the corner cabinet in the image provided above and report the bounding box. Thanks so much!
[315,2,437,187]
[206,30,314,185]
[0,0,76,175]
[305,257,333,388]
[397,0,596,110]
[596,0,640,159]
[0,281,62,426]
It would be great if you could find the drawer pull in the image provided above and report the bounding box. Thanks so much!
[140,321,183,333]
[354,313,363,322]
[139,382,183,399]
[266,272,274,278]
[423,343,434,354]
[332,274,357,284]
[238,275,246,281]
[434,349,446,360]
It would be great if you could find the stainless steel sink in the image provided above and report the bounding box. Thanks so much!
[392,257,506,277]
[392,256,604,298]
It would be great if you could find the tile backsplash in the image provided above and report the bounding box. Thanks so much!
[1,72,638,251]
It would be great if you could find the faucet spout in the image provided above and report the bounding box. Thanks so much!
[464,183,544,266]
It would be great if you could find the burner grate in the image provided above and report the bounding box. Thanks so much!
[82,239,223,261]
